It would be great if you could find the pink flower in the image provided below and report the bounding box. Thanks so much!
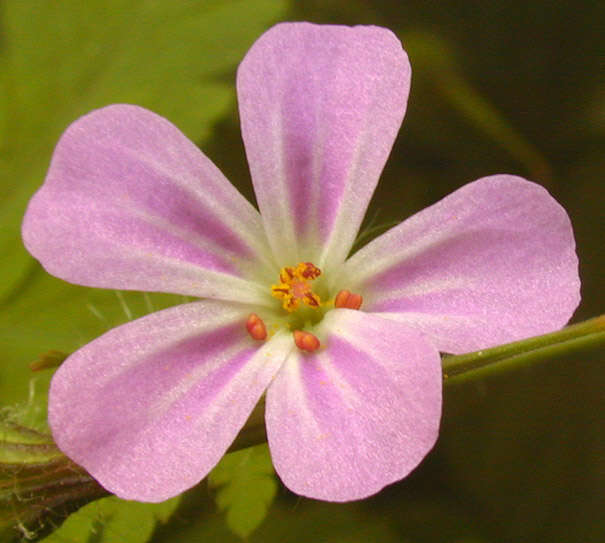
[22,23,580,503]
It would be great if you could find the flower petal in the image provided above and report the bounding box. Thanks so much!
[23,104,273,303]
[237,23,410,270]
[49,300,292,502]
[265,310,442,501]
[345,176,581,353]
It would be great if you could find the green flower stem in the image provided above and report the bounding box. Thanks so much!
[442,315,605,382]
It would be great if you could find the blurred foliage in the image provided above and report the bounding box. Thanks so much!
[0,0,288,303]
[208,444,277,538]
[40,496,179,543]
[0,0,603,542]
[0,0,288,404]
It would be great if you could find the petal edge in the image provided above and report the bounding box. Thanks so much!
[238,23,411,270]
[49,300,292,501]
[345,175,581,353]
[266,310,442,501]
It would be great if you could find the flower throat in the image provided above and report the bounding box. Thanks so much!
[246,261,363,353]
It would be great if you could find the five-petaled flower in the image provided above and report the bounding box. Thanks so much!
[22,22,580,503]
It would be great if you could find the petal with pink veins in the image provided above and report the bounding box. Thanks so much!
[49,300,292,502]
[265,310,442,501]
[22,104,273,303]
[345,176,581,353]
[237,23,410,270]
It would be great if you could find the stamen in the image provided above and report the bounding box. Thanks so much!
[304,292,320,307]
[246,313,267,340]
[334,289,363,310]
[293,330,320,352]
[347,293,363,310]
[271,262,322,312]
[300,262,321,279]
[334,289,350,308]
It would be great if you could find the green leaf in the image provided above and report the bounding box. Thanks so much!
[40,495,180,543]
[0,272,188,405]
[0,0,288,400]
[0,0,289,408]
[208,444,277,539]
[0,0,287,303]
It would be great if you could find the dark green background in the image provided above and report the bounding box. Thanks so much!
[1,1,603,542]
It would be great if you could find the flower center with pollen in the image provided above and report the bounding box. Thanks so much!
[245,261,363,353]
[271,262,322,311]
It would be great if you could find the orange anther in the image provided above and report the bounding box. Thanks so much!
[246,313,267,341]
[293,330,320,352]
[334,289,363,310]
[334,289,351,308]
[347,293,363,310]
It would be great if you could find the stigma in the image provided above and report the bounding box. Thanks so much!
[271,262,322,312]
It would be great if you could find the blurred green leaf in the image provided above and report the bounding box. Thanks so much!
[0,272,187,405]
[0,403,56,466]
[40,495,179,543]
[0,0,287,407]
[153,486,492,543]
[209,444,277,539]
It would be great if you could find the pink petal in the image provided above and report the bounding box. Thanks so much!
[49,300,292,502]
[23,105,273,303]
[345,176,581,353]
[265,310,442,501]
[237,23,410,270]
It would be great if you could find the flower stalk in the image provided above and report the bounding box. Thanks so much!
[442,315,605,381]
